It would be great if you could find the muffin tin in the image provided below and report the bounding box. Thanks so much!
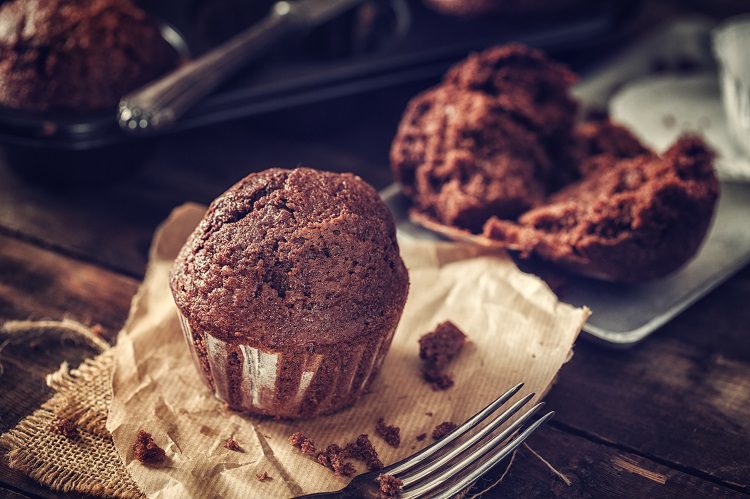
[0,0,630,152]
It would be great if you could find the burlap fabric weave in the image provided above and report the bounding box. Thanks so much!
[0,319,144,498]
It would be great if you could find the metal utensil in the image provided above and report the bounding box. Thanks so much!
[118,0,363,134]
[295,383,553,498]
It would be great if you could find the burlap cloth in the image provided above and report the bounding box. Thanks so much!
[0,320,143,498]
[0,204,589,498]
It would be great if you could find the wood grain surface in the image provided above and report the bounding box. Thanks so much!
[1,3,750,497]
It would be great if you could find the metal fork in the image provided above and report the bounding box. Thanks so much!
[295,383,553,498]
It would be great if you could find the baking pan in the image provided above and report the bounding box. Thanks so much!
[0,0,632,151]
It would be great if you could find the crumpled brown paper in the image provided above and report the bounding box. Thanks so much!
[107,203,590,498]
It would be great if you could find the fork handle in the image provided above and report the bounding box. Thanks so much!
[118,2,305,134]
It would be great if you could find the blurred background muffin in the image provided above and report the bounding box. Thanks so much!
[0,0,178,112]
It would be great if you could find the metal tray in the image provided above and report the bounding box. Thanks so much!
[382,17,750,347]
[382,181,750,347]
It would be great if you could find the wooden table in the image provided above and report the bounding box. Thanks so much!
[1,9,750,498]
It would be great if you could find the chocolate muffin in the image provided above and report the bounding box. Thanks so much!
[483,136,719,282]
[443,45,578,140]
[392,43,720,282]
[391,45,576,230]
[170,168,409,418]
[0,0,178,112]
[391,85,551,231]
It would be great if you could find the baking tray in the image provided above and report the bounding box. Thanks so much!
[382,17,750,347]
[0,0,632,150]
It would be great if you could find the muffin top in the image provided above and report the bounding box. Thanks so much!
[170,168,409,350]
[0,0,177,112]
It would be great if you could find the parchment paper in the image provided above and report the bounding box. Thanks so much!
[107,203,590,498]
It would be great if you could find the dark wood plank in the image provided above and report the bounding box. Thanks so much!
[0,234,138,337]
[488,426,745,498]
[0,485,35,499]
[548,312,750,490]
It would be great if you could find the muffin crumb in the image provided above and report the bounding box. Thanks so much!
[133,430,166,465]
[375,418,401,448]
[344,434,383,470]
[419,321,467,390]
[224,437,242,452]
[416,433,427,442]
[256,471,272,482]
[289,432,317,456]
[317,444,357,477]
[51,417,78,440]
[378,473,403,497]
[432,422,458,440]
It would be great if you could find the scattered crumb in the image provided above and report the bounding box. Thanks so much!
[416,433,427,442]
[432,421,458,440]
[317,444,357,477]
[90,323,105,337]
[289,431,316,456]
[425,412,433,417]
[256,471,272,482]
[297,433,384,477]
[51,417,78,439]
[224,437,242,452]
[418,321,467,390]
[378,473,403,497]
[422,366,454,390]
[344,434,383,470]
[133,430,166,465]
[419,321,467,368]
[375,417,401,448]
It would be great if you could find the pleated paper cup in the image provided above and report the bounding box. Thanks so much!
[177,311,397,419]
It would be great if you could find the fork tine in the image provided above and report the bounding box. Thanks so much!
[401,410,554,499]
[398,396,540,487]
[385,382,524,476]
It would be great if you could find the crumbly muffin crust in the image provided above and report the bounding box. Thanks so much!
[391,45,576,228]
[0,0,177,112]
[484,136,719,282]
[171,167,409,352]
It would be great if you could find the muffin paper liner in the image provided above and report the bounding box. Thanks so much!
[177,311,396,418]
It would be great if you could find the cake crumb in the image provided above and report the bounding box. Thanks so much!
[289,431,316,456]
[224,437,242,452]
[256,471,272,482]
[133,430,166,465]
[90,323,105,337]
[317,444,357,477]
[378,473,403,497]
[419,321,467,390]
[422,367,455,390]
[344,434,383,470]
[51,417,78,439]
[425,411,433,417]
[416,433,427,442]
[432,421,458,440]
[375,417,401,448]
